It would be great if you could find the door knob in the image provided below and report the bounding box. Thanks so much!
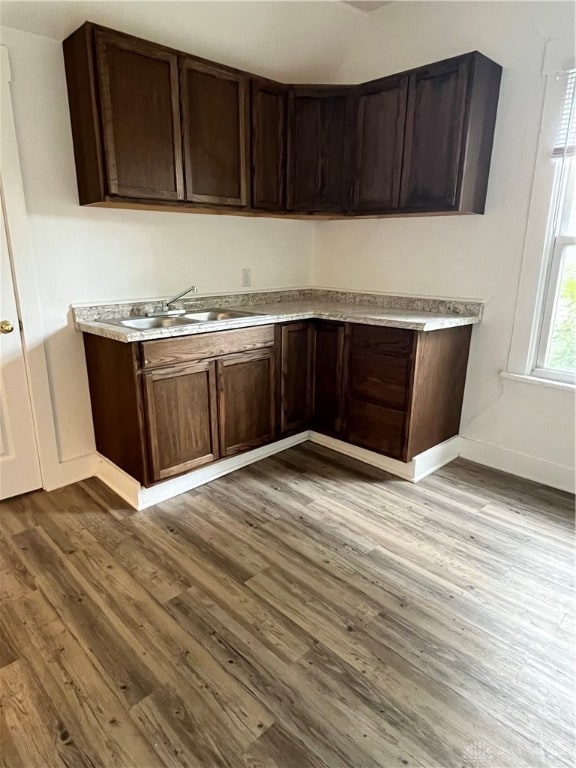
[0,320,14,334]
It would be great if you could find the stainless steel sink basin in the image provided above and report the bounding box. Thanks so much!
[107,308,263,330]
[182,308,263,322]
[109,316,199,330]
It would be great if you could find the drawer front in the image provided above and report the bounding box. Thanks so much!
[350,324,414,357]
[348,351,410,411]
[344,400,405,459]
[141,325,275,368]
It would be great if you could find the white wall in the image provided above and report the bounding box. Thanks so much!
[314,0,575,490]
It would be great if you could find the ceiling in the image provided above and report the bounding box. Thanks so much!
[1,1,386,82]
[0,1,393,42]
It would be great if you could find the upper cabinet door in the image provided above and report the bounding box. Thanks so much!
[251,79,286,211]
[352,74,408,213]
[180,59,249,207]
[94,29,184,200]
[400,56,470,211]
[287,88,354,213]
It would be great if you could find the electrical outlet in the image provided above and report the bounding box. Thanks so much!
[241,268,252,288]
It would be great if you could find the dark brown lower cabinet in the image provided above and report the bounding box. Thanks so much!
[83,320,472,487]
[143,361,219,482]
[277,322,313,435]
[311,321,345,437]
[341,323,472,461]
[83,326,275,486]
[217,348,275,456]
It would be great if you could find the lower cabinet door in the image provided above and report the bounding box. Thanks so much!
[278,322,313,435]
[312,322,345,437]
[342,327,411,460]
[143,360,219,481]
[217,348,275,457]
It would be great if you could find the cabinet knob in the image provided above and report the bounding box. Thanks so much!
[0,320,14,334]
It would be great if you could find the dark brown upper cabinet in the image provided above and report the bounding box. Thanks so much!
[180,58,249,207]
[352,74,408,213]
[93,28,184,201]
[287,87,355,213]
[251,78,286,211]
[64,23,501,217]
[400,52,501,214]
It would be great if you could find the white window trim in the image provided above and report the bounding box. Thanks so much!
[534,234,575,382]
[505,38,575,387]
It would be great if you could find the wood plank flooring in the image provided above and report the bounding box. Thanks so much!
[0,444,573,768]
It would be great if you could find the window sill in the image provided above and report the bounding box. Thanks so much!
[500,371,575,391]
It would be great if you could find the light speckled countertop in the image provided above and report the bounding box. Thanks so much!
[72,289,484,342]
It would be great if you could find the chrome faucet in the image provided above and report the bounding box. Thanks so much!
[148,284,198,316]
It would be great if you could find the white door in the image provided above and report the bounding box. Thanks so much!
[0,195,42,499]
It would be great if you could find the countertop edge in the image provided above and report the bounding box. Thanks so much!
[75,309,481,343]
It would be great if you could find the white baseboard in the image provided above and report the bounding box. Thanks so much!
[90,433,574,511]
[411,436,462,481]
[459,437,575,494]
[94,454,142,507]
[95,432,310,511]
[309,432,460,482]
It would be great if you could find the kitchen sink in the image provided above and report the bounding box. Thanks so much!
[107,308,263,330]
[110,316,199,330]
[182,309,264,322]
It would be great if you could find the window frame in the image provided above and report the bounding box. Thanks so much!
[532,67,575,384]
[505,41,576,388]
[534,234,575,383]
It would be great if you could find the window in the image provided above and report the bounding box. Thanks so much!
[534,70,576,383]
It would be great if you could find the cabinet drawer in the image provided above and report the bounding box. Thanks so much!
[345,400,405,459]
[141,325,274,368]
[350,325,414,357]
[348,351,410,411]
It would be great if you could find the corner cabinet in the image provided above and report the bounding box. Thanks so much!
[277,322,314,435]
[311,322,345,437]
[64,22,501,217]
[251,78,286,211]
[286,87,355,213]
[82,319,473,487]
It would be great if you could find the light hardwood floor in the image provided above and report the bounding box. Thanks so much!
[0,444,573,768]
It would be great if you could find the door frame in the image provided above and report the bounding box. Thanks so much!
[1,45,90,491]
